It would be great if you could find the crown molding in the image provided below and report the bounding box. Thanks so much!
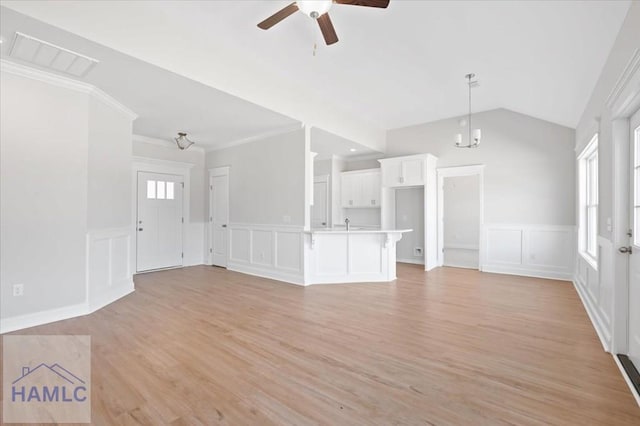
[1,58,137,120]
[205,123,303,153]
[606,48,640,111]
[132,134,206,153]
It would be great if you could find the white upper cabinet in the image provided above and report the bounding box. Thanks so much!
[379,154,436,188]
[341,169,381,208]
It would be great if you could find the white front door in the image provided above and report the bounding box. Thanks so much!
[136,172,183,272]
[210,173,229,267]
[628,107,640,368]
[312,178,328,228]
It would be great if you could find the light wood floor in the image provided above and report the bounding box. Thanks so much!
[3,264,640,425]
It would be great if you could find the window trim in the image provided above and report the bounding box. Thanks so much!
[578,134,599,270]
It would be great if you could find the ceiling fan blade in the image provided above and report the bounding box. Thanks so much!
[317,13,339,45]
[257,2,299,30]
[333,0,390,8]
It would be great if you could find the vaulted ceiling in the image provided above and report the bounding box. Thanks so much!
[1,1,632,150]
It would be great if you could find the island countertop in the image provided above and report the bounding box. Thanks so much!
[305,228,413,234]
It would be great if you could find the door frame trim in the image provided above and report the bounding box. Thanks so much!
[609,48,640,406]
[132,156,193,273]
[209,166,230,266]
[436,165,485,270]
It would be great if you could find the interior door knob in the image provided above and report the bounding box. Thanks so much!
[619,246,632,254]
[222,224,227,228]
[138,228,143,231]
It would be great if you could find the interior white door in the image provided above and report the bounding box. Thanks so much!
[312,180,328,228]
[628,107,640,368]
[210,173,229,267]
[136,172,183,272]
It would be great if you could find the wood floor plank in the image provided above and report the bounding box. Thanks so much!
[2,263,640,425]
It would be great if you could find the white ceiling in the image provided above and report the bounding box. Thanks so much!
[311,128,381,160]
[1,0,632,138]
[0,6,301,149]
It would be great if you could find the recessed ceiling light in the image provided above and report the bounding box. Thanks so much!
[349,148,357,152]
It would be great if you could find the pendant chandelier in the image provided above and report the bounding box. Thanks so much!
[455,73,481,148]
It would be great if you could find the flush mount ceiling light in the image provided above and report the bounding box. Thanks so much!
[9,32,99,77]
[174,132,195,150]
[455,73,482,149]
[257,0,390,46]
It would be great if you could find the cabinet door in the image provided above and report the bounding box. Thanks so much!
[370,172,381,207]
[401,159,425,186]
[382,160,403,187]
[341,173,357,207]
[362,172,381,207]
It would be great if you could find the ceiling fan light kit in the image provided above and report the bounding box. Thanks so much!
[258,0,390,46]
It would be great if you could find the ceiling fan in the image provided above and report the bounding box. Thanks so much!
[257,0,390,46]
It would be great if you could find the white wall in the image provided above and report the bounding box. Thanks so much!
[132,137,206,266]
[573,3,640,352]
[88,97,132,230]
[387,108,575,226]
[205,129,306,284]
[0,64,135,332]
[443,175,480,269]
[206,129,306,226]
[1,72,89,320]
[387,108,575,279]
[395,187,425,264]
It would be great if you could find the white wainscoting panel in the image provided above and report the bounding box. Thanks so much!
[573,236,613,351]
[226,224,305,285]
[86,228,135,312]
[482,224,575,280]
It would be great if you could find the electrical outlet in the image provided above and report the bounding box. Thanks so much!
[414,247,423,256]
[13,283,24,297]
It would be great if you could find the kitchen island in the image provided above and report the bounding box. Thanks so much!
[303,228,412,284]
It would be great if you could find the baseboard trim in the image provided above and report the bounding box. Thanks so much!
[396,258,425,265]
[482,264,573,281]
[572,277,611,352]
[1,283,134,335]
[227,261,305,286]
[0,302,88,335]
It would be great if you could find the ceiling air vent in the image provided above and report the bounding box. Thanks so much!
[9,32,99,77]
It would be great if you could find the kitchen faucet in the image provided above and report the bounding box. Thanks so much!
[345,218,350,231]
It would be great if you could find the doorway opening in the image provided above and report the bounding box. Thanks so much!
[437,165,484,270]
[395,187,425,265]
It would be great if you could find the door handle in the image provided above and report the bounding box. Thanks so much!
[222,224,227,228]
[619,246,633,254]
[138,228,143,231]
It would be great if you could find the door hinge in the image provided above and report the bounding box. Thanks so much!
[210,248,212,253]
[181,182,184,188]
[210,185,213,190]
[181,252,184,258]
[627,229,633,237]
[182,217,184,223]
